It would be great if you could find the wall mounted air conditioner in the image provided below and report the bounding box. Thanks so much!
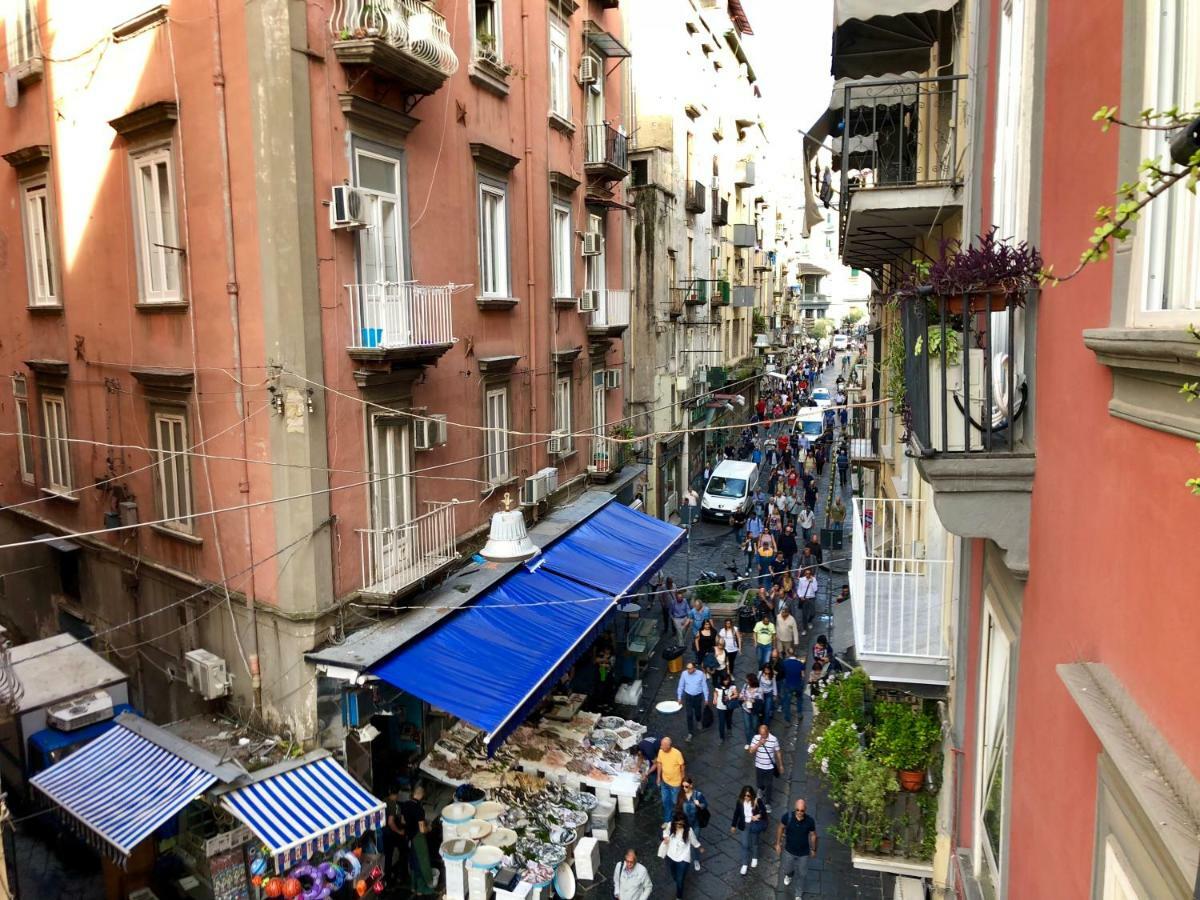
[414,414,448,450]
[329,185,367,230]
[537,466,560,494]
[521,472,549,506]
[185,649,231,700]
[578,56,599,85]
[578,290,599,312]
[582,232,604,256]
[547,430,567,455]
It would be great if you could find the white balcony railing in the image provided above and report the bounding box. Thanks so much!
[849,498,949,667]
[592,289,630,328]
[357,501,458,596]
[329,0,459,76]
[346,282,457,351]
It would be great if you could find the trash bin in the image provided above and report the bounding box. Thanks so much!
[737,606,757,635]
[662,644,685,674]
[821,526,844,552]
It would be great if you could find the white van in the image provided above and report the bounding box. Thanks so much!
[795,408,825,440]
[832,334,850,351]
[700,460,759,523]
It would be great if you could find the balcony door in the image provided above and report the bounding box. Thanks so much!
[585,53,604,161]
[586,213,608,323]
[355,149,407,345]
[368,414,413,588]
[592,370,607,468]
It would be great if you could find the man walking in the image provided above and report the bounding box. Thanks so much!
[775,798,818,898]
[796,504,815,543]
[779,648,806,724]
[753,613,776,668]
[613,849,653,900]
[645,737,686,824]
[776,606,800,658]
[797,569,819,634]
[748,724,783,812]
[676,661,710,741]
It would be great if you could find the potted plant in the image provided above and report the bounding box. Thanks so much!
[925,227,1044,313]
[807,718,862,795]
[870,701,941,792]
[831,753,899,853]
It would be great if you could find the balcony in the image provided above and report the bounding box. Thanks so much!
[588,436,631,482]
[900,291,1035,575]
[586,289,630,339]
[584,124,629,182]
[346,282,458,365]
[357,502,459,598]
[848,498,950,686]
[684,180,707,214]
[711,192,729,226]
[837,75,965,271]
[709,280,731,307]
[798,291,831,311]
[732,285,756,308]
[329,1,458,95]
[735,159,756,187]
[732,223,756,248]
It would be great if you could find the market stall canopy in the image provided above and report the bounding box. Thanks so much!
[29,714,242,864]
[832,0,955,79]
[371,500,683,753]
[216,752,385,870]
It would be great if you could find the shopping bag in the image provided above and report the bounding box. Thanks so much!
[701,704,714,729]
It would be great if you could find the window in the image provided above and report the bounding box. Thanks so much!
[369,414,411,534]
[355,148,404,286]
[5,0,38,67]
[474,0,501,59]
[591,370,607,463]
[131,146,182,303]
[153,411,193,531]
[485,387,510,483]
[549,18,570,118]
[552,203,573,298]
[585,52,604,127]
[1098,839,1142,900]
[479,181,510,297]
[554,377,573,453]
[20,183,58,307]
[974,599,1013,897]
[585,213,606,317]
[40,392,72,493]
[1130,0,1200,322]
[12,376,34,484]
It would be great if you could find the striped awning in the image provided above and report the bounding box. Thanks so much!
[218,754,385,870]
[30,723,218,864]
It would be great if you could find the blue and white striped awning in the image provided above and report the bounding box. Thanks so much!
[30,723,218,864]
[218,754,385,870]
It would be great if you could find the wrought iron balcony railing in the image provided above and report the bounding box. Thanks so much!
[329,0,459,80]
[357,501,458,596]
[584,123,629,176]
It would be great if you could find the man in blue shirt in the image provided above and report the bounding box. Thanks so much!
[779,648,806,723]
[676,661,710,741]
[775,798,818,894]
[688,598,711,633]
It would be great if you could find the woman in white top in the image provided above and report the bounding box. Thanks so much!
[759,664,779,726]
[660,813,702,899]
[729,785,768,875]
[718,618,741,675]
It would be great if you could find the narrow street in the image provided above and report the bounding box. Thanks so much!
[592,357,889,899]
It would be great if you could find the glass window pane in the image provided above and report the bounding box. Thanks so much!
[357,154,396,194]
[140,163,163,293]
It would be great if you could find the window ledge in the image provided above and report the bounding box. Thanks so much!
[27,303,64,314]
[12,57,43,87]
[135,299,190,312]
[476,295,520,311]
[549,112,576,135]
[469,57,513,98]
[552,296,579,309]
[149,522,203,545]
[480,477,519,497]
[40,488,79,504]
[1082,326,1200,441]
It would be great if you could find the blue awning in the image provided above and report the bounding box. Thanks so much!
[370,500,683,752]
[535,500,685,596]
[30,722,218,864]
[219,754,385,870]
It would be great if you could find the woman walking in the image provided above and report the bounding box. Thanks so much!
[729,785,768,876]
[759,664,779,726]
[740,672,763,748]
[673,778,710,870]
[694,620,718,673]
[714,672,738,741]
[718,618,741,675]
[660,814,703,898]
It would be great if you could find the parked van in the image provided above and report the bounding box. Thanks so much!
[700,460,759,523]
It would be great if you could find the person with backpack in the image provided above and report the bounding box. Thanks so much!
[673,778,710,870]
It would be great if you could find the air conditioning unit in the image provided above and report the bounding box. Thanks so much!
[710,245,721,260]
[675,375,690,392]
[578,56,599,85]
[414,414,448,450]
[547,430,568,455]
[185,649,231,700]
[537,466,560,494]
[329,185,366,230]
[47,691,115,732]
[578,290,599,312]
[521,472,549,506]
[605,368,622,390]
[582,232,604,256]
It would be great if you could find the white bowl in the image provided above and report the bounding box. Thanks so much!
[470,845,505,870]
[655,700,682,714]
[474,800,506,822]
[441,802,477,824]
[462,819,493,840]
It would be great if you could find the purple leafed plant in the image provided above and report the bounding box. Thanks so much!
[926,227,1043,300]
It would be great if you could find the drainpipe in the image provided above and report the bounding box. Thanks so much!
[210,0,262,710]
[521,0,539,474]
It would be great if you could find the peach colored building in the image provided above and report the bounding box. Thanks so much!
[0,0,632,736]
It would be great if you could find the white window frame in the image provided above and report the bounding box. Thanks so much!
[552,202,573,298]
[484,386,511,484]
[5,0,38,67]
[153,411,194,532]
[973,595,1014,896]
[555,376,573,453]
[40,392,72,494]
[12,376,34,485]
[478,180,510,298]
[549,17,570,119]
[368,414,413,534]
[473,0,502,60]
[585,212,607,319]
[1128,0,1200,324]
[20,182,58,307]
[354,147,406,287]
[130,145,184,304]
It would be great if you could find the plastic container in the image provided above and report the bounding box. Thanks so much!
[442,802,477,825]
[440,838,478,861]
[469,845,505,870]
[553,861,576,899]
[462,819,493,840]
[483,827,518,850]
